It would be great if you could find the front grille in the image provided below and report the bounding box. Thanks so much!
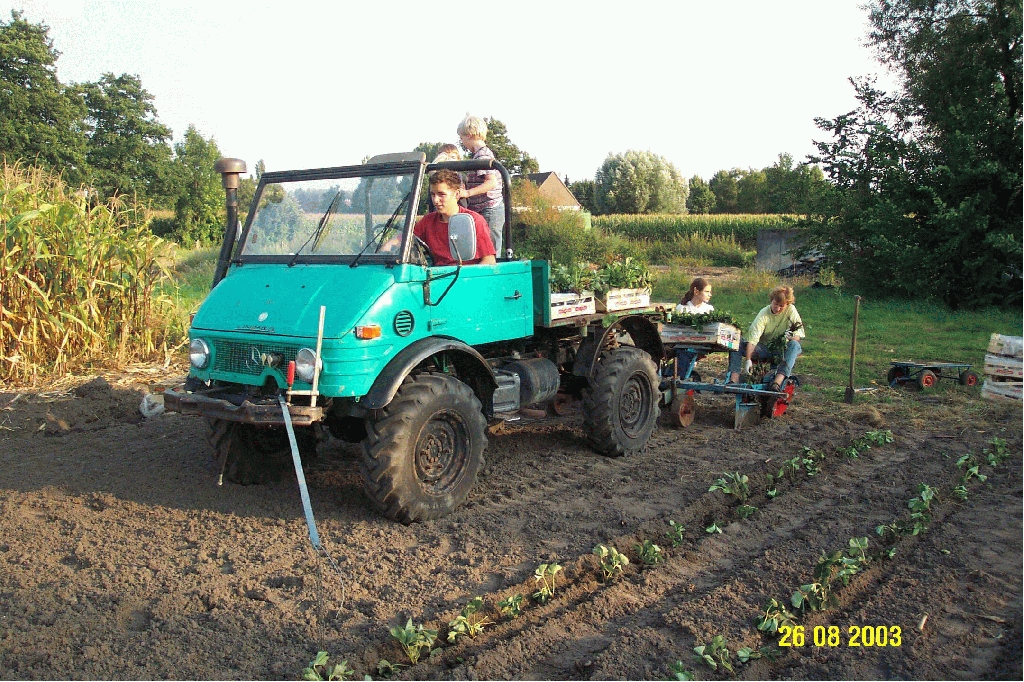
[212,339,301,376]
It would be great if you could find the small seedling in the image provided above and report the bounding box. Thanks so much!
[766,487,779,499]
[693,634,733,672]
[533,562,562,603]
[737,504,758,519]
[635,539,665,566]
[665,520,686,547]
[738,646,779,663]
[705,521,723,534]
[875,521,899,538]
[593,544,629,580]
[303,652,355,681]
[756,598,798,634]
[777,456,802,481]
[800,447,822,476]
[882,547,897,559]
[847,537,869,562]
[497,594,524,619]
[375,659,403,678]
[709,472,750,502]
[447,596,492,643]
[983,437,1008,465]
[668,661,695,681]
[953,484,968,501]
[863,429,894,445]
[389,619,437,665]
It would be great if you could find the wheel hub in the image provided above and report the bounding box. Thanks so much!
[619,372,652,437]
[414,410,468,493]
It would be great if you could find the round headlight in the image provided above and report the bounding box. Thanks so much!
[189,338,210,369]
[295,348,322,383]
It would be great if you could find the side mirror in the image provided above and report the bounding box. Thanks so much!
[447,213,476,263]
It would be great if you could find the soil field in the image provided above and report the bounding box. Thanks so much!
[0,365,1021,681]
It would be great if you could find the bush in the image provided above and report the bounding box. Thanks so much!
[0,162,180,383]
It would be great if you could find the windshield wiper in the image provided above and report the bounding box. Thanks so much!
[289,189,343,267]
[349,190,412,268]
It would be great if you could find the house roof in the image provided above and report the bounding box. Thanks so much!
[519,172,582,209]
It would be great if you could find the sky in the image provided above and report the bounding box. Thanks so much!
[6,0,898,183]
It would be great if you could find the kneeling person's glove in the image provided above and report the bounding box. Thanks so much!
[744,358,753,374]
[784,330,795,341]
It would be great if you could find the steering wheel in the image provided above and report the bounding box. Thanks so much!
[412,235,434,267]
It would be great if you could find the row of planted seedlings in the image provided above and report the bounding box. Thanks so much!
[665,428,898,679]
[302,434,1010,681]
[672,435,1013,681]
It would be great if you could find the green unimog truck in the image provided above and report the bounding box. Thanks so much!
[165,152,667,523]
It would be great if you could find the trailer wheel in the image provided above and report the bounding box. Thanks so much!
[361,373,486,523]
[917,369,937,390]
[670,390,696,428]
[959,370,979,387]
[206,419,318,486]
[582,346,660,457]
[886,366,905,386]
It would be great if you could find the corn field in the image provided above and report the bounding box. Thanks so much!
[593,213,801,248]
[1,163,180,385]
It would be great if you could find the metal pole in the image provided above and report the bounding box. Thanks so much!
[213,158,247,287]
[845,295,862,404]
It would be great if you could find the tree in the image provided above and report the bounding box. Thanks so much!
[82,72,173,204]
[0,11,87,183]
[479,118,539,176]
[170,125,224,244]
[808,0,1022,307]
[764,153,827,213]
[709,169,740,213]
[594,150,688,214]
[686,175,716,214]
[736,169,768,213]
[568,178,597,213]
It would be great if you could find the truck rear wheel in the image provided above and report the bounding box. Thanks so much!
[206,419,318,486]
[582,346,660,457]
[361,373,487,523]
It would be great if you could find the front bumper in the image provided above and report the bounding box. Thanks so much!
[163,388,325,426]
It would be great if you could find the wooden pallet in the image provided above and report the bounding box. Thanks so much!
[982,334,1022,402]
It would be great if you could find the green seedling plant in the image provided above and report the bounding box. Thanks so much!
[447,596,492,643]
[800,447,823,476]
[737,646,779,664]
[737,504,758,519]
[903,483,937,535]
[593,544,629,580]
[756,598,798,634]
[765,475,779,499]
[776,456,802,481]
[864,429,894,445]
[668,661,695,681]
[875,521,900,539]
[375,659,405,678]
[693,635,733,672]
[706,521,723,534]
[709,472,750,502]
[303,652,354,681]
[956,454,987,484]
[388,619,437,665]
[533,562,562,603]
[497,594,524,619]
[792,552,843,612]
[985,437,1008,464]
[953,484,969,501]
[635,539,665,566]
[847,537,869,562]
[665,520,686,547]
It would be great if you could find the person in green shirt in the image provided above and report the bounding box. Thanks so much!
[728,286,805,390]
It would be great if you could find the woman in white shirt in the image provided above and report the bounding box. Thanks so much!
[676,278,713,314]
[671,278,714,380]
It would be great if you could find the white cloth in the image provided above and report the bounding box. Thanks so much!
[675,301,714,315]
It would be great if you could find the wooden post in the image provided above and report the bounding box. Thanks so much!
[845,296,861,404]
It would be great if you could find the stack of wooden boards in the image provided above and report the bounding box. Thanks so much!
[982,334,1022,402]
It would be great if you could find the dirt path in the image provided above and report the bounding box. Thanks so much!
[0,370,1020,680]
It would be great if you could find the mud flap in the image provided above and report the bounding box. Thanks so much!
[734,394,761,429]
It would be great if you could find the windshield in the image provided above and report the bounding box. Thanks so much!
[239,170,417,259]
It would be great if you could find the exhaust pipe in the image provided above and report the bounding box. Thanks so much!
[212,158,247,287]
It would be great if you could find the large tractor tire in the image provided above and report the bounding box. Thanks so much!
[206,419,319,486]
[582,346,661,457]
[360,373,487,524]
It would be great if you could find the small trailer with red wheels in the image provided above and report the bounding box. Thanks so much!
[887,361,978,390]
